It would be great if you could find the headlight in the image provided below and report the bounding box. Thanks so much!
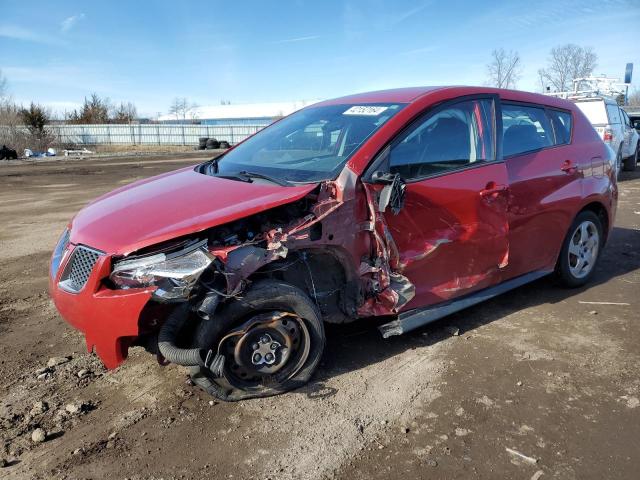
[110,241,213,300]
[50,228,70,280]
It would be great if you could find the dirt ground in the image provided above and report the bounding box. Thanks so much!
[0,154,638,480]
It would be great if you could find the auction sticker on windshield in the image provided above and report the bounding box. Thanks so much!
[343,106,389,116]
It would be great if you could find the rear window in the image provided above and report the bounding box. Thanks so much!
[502,104,553,156]
[606,104,621,124]
[575,100,608,125]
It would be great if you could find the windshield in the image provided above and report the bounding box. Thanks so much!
[208,103,405,183]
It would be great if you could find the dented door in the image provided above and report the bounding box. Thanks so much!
[380,96,509,310]
[385,164,509,309]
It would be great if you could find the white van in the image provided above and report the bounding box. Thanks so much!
[575,97,639,173]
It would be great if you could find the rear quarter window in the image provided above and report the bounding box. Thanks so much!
[606,104,621,124]
[547,110,572,145]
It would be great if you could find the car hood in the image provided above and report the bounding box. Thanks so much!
[70,166,318,255]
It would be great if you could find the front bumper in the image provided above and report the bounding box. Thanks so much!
[49,244,155,369]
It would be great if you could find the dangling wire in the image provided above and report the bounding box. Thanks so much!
[301,252,318,305]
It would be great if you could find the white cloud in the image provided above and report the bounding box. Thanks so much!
[60,13,85,32]
[0,25,62,45]
[271,35,320,45]
[391,2,431,26]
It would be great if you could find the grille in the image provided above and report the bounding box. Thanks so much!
[59,245,103,292]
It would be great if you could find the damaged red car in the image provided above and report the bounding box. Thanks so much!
[50,86,617,400]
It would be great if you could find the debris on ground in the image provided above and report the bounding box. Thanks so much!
[505,447,538,464]
[621,396,639,409]
[47,356,71,368]
[30,401,49,416]
[446,326,460,336]
[531,470,544,480]
[31,428,46,443]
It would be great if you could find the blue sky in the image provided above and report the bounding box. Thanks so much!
[1,0,638,117]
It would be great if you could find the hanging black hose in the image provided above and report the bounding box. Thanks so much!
[157,303,203,366]
[157,295,224,374]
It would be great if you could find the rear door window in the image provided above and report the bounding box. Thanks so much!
[389,98,495,179]
[547,110,573,145]
[502,104,553,156]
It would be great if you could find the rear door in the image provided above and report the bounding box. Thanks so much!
[381,96,510,308]
[621,110,634,157]
[605,102,624,153]
[501,102,582,277]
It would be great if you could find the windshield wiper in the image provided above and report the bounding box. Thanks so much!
[237,171,291,187]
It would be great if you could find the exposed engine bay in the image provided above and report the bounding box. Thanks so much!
[114,171,414,400]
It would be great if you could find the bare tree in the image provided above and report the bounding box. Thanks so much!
[0,69,7,99]
[486,48,521,89]
[169,97,188,121]
[112,101,138,123]
[169,97,199,122]
[538,44,598,93]
[628,88,640,107]
[187,102,199,121]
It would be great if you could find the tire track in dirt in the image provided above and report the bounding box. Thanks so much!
[241,329,453,479]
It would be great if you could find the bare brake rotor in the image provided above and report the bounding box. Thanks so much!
[217,311,311,385]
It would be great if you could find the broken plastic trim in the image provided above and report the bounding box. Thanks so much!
[379,270,552,337]
[371,171,406,215]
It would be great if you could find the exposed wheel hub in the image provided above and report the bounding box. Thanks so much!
[219,311,308,384]
[250,333,283,366]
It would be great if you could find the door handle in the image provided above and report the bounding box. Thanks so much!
[561,160,577,173]
[479,182,507,197]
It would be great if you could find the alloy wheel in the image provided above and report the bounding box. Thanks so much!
[568,220,599,279]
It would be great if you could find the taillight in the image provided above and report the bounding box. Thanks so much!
[603,129,613,142]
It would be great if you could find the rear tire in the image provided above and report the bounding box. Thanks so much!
[191,280,325,401]
[623,142,639,172]
[555,211,603,288]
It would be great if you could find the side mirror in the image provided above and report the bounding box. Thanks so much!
[370,171,406,215]
[370,170,398,184]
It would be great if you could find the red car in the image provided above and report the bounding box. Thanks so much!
[50,87,617,400]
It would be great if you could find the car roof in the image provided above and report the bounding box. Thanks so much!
[314,87,446,105]
[313,86,575,110]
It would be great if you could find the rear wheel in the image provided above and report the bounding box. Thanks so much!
[556,211,602,287]
[623,142,639,172]
[191,280,325,401]
[615,147,623,178]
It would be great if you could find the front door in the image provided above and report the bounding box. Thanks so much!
[381,96,510,309]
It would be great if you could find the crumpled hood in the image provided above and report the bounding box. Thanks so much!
[70,166,317,255]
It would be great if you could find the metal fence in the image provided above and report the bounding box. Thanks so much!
[45,124,267,146]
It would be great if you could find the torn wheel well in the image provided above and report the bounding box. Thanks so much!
[249,248,359,323]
